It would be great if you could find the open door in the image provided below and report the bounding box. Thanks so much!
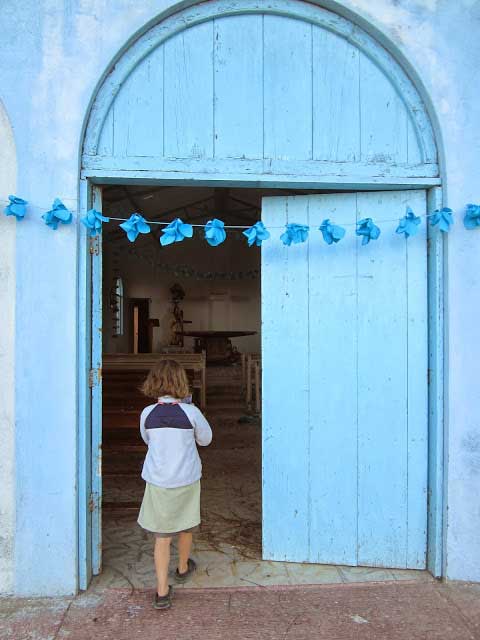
[261,191,428,569]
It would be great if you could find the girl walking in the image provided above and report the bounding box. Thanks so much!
[137,359,212,609]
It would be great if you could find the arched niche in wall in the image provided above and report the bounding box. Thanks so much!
[81,0,439,186]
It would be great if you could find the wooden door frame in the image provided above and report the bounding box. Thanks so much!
[77,177,445,590]
[127,297,151,353]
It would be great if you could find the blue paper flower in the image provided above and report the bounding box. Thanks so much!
[464,204,480,230]
[356,218,381,245]
[319,219,346,245]
[429,207,453,233]
[280,223,309,246]
[4,195,28,219]
[396,206,421,238]
[42,198,72,230]
[81,208,110,237]
[119,213,151,242]
[205,218,226,246]
[160,218,193,246]
[243,221,270,247]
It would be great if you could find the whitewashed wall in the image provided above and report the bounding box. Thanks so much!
[0,101,16,595]
[0,0,479,594]
[103,235,261,354]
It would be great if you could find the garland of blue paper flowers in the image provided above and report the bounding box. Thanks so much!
[3,196,480,247]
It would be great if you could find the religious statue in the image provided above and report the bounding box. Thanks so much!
[169,283,186,346]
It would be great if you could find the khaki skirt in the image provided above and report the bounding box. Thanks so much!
[137,479,201,536]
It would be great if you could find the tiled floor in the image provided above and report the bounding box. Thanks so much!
[96,364,432,592]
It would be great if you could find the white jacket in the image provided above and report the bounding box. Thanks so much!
[139,396,212,488]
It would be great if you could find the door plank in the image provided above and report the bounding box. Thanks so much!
[214,15,263,159]
[360,53,408,164]
[312,27,360,162]
[91,186,103,575]
[263,15,312,160]
[308,193,358,564]
[405,190,429,568]
[164,21,214,158]
[113,47,164,157]
[356,190,409,568]
[262,196,310,561]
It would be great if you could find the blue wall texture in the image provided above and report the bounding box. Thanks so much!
[0,0,479,594]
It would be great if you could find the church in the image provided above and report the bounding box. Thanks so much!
[0,0,479,596]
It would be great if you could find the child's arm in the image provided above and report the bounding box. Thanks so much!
[191,406,212,446]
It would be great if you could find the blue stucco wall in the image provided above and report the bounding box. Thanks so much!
[0,0,479,594]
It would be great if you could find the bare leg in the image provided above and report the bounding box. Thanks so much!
[177,532,193,574]
[154,536,172,596]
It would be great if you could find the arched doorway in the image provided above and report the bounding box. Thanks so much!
[79,0,443,589]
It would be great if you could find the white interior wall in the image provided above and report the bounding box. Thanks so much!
[102,213,261,355]
[0,100,16,594]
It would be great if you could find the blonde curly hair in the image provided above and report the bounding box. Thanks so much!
[141,359,190,400]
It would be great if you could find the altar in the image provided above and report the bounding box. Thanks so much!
[180,330,256,364]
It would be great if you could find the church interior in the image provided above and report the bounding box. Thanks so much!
[100,185,269,588]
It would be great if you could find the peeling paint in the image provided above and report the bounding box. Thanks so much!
[462,431,480,476]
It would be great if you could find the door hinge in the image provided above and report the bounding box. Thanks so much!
[89,236,100,255]
[88,368,101,387]
[88,493,96,512]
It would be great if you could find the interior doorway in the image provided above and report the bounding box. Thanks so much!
[99,185,265,588]
[127,298,151,353]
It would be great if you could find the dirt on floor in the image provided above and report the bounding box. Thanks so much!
[1,581,479,640]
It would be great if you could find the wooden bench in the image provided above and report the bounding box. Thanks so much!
[243,353,261,411]
[103,352,207,410]
[253,359,261,415]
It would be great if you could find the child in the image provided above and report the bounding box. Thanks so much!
[137,359,212,610]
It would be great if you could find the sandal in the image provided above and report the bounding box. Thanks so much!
[175,558,197,583]
[153,585,173,610]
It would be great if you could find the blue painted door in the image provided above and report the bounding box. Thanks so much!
[262,190,428,569]
[90,186,103,575]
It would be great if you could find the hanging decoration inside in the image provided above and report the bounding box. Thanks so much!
[127,248,259,280]
[42,198,73,230]
[119,213,151,242]
[4,195,28,219]
[319,219,346,245]
[356,218,381,245]
[204,218,227,246]
[464,203,480,229]
[160,218,194,246]
[396,206,422,238]
[243,221,270,247]
[280,223,309,246]
[429,207,453,232]
[81,208,110,237]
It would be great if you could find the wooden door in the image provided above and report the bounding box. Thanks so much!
[128,298,150,353]
[261,190,428,568]
[90,187,103,576]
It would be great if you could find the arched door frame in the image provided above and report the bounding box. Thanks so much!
[77,0,445,591]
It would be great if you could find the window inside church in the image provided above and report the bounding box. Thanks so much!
[110,276,124,337]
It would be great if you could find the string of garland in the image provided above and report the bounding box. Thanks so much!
[4,196,480,248]
[127,248,259,280]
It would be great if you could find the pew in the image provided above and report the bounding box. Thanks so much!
[102,352,207,410]
[244,353,261,411]
[253,359,261,415]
